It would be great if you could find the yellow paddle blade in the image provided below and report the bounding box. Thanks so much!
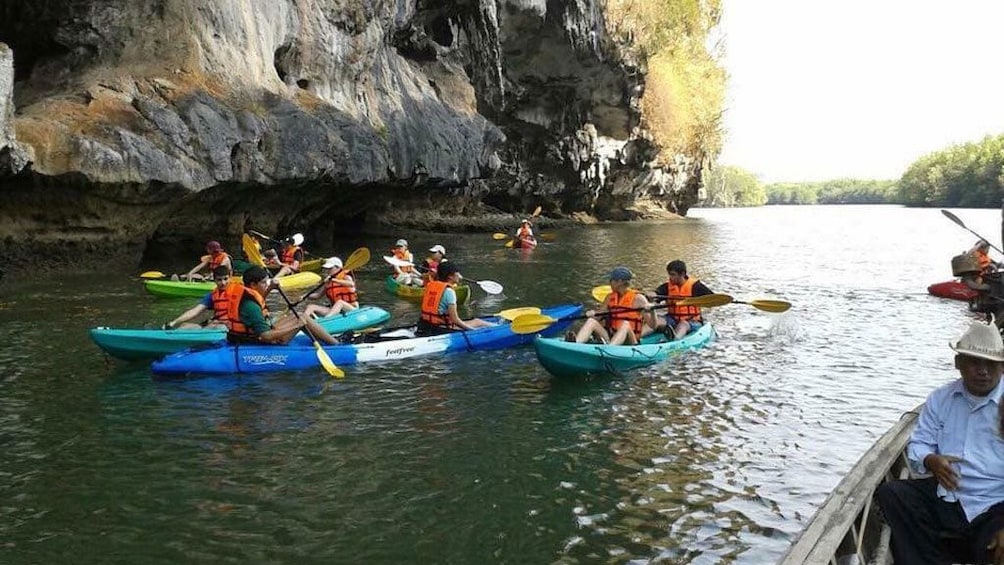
[677,294,734,308]
[242,233,266,267]
[492,233,508,240]
[742,299,792,313]
[343,247,370,272]
[510,313,559,335]
[538,233,556,241]
[313,341,344,378]
[140,271,165,279]
[504,239,514,248]
[532,205,542,217]
[591,285,612,303]
[496,306,542,321]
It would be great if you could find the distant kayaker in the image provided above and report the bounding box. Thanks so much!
[164,266,236,329]
[390,239,421,286]
[303,257,359,318]
[422,244,447,283]
[181,240,232,282]
[417,262,495,335]
[226,266,338,345]
[970,239,1002,276]
[273,233,305,278]
[513,219,537,248]
[876,319,1004,564]
[567,266,655,345]
[649,260,714,340]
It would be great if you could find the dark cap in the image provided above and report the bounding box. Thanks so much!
[206,240,222,252]
[437,261,460,281]
[607,266,633,281]
[242,266,269,285]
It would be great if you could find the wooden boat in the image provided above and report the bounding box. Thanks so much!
[383,275,470,304]
[778,406,921,564]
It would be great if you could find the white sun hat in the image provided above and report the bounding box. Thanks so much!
[950,319,1004,362]
[290,233,305,246]
[395,239,408,247]
[429,244,446,255]
[322,257,343,270]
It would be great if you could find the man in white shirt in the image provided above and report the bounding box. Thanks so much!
[876,319,1004,564]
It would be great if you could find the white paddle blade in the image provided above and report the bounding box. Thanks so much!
[383,255,414,268]
[477,280,504,295]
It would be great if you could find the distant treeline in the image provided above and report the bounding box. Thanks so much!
[703,134,1004,208]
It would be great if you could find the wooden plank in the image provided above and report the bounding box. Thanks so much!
[778,407,921,564]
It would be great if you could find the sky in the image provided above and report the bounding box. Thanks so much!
[717,0,1004,183]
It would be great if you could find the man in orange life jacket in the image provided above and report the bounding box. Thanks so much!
[417,262,495,335]
[164,266,237,329]
[303,256,359,318]
[568,266,655,345]
[226,266,338,345]
[274,233,305,278]
[181,240,233,281]
[649,259,714,340]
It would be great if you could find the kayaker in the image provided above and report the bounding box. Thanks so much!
[181,240,232,282]
[303,257,359,318]
[649,259,715,340]
[970,239,1002,278]
[422,245,447,283]
[513,219,537,248]
[226,266,338,345]
[262,248,281,268]
[164,266,236,329]
[876,319,1004,565]
[567,266,655,345]
[391,239,421,286]
[273,233,305,278]
[417,262,495,335]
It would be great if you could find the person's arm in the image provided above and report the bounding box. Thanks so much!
[906,391,944,475]
[692,281,714,296]
[332,274,354,288]
[633,293,656,329]
[238,299,287,343]
[167,297,210,328]
[185,257,211,280]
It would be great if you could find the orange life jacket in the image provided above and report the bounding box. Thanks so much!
[667,277,702,322]
[208,251,232,273]
[226,285,270,338]
[605,289,643,337]
[420,280,454,328]
[392,248,414,273]
[518,226,532,239]
[324,271,358,305]
[210,280,242,323]
[281,246,301,271]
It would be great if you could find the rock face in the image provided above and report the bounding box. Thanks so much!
[0,0,710,270]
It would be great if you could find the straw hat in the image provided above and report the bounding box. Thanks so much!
[950,319,1004,362]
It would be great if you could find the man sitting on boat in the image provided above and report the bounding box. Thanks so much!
[226,266,338,345]
[391,239,422,286]
[164,266,237,329]
[567,266,655,345]
[417,262,494,335]
[303,257,359,318]
[273,233,305,278]
[180,240,232,281]
[648,260,714,340]
[876,319,1004,564]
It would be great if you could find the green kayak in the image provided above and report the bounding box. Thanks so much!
[383,276,470,304]
[90,306,392,361]
[533,323,716,377]
[144,271,322,298]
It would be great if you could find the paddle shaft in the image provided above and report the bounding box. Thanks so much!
[942,210,1004,255]
[275,287,342,378]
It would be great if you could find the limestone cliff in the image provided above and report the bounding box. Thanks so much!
[0,0,714,269]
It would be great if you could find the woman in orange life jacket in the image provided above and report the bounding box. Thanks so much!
[273,233,305,278]
[649,259,714,341]
[225,266,339,345]
[303,256,359,318]
[421,244,447,283]
[417,262,496,335]
[568,266,656,345]
[390,238,422,286]
[181,240,233,281]
[164,265,237,329]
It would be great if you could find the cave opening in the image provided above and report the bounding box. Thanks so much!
[273,43,293,84]
[0,1,73,82]
[427,16,454,48]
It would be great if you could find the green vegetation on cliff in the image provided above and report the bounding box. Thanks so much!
[766,179,898,205]
[702,165,767,207]
[604,0,726,163]
[898,135,1004,207]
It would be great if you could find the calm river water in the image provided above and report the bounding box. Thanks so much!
[0,205,994,563]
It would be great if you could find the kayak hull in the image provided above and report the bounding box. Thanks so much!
[151,303,583,375]
[534,323,716,377]
[927,279,978,302]
[233,258,323,274]
[90,306,392,361]
[383,276,470,304]
[144,272,322,298]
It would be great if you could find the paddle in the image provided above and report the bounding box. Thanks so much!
[509,296,729,335]
[141,270,166,279]
[275,287,344,378]
[291,247,372,307]
[242,233,266,267]
[496,306,541,320]
[382,255,504,295]
[590,285,790,313]
[941,210,1004,255]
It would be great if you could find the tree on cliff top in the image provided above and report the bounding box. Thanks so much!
[604,0,726,164]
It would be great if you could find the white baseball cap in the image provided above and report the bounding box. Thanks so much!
[322,257,343,270]
[395,239,408,247]
[429,245,446,254]
[289,233,305,246]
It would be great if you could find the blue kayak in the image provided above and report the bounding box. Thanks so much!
[90,306,392,361]
[151,303,583,375]
[533,323,716,377]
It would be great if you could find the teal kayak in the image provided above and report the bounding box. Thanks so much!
[90,306,392,361]
[533,323,716,377]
